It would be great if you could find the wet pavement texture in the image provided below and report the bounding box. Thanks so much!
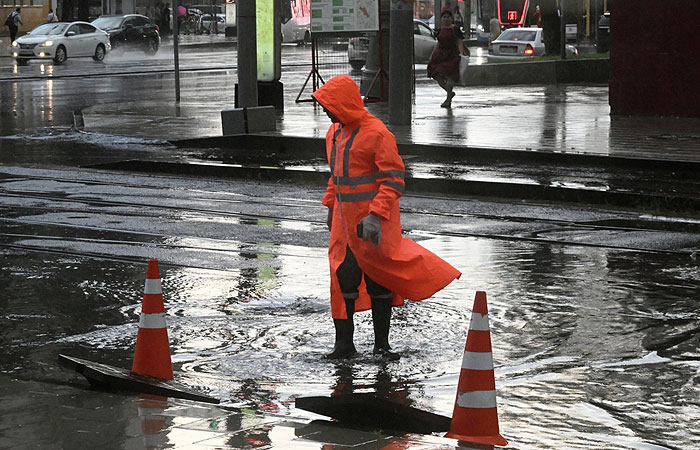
[1,165,699,449]
[2,40,700,449]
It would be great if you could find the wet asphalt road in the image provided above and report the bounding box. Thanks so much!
[1,154,699,449]
[1,47,699,449]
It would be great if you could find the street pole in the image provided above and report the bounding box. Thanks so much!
[172,2,180,102]
[237,0,258,107]
[389,0,413,125]
[560,0,566,60]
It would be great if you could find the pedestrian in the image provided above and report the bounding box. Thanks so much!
[177,5,187,34]
[533,5,542,28]
[4,7,23,43]
[161,3,171,36]
[489,16,501,42]
[312,75,461,360]
[453,7,464,34]
[427,9,468,108]
[46,8,58,23]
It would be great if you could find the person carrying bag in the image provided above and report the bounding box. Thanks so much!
[46,9,58,23]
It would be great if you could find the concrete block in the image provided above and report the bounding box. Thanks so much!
[245,106,276,133]
[221,106,277,135]
[221,108,246,135]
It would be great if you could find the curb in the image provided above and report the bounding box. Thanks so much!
[83,159,700,211]
[171,134,700,171]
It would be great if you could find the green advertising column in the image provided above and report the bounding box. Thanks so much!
[236,0,283,109]
[257,0,281,81]
[256,0,284,109]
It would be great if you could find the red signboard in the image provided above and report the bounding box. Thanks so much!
[497,0,529,27]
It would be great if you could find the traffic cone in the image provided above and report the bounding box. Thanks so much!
[131,259,173,380]
[446,291,507,447]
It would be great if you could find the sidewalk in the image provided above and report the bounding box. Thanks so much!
[82,79,700,164]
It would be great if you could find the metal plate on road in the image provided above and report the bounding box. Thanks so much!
[296,394,451,434]
[58,354,220,404]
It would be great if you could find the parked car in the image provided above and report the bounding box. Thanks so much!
[488,27,577,62]
[281,16,310,44]
[198,13,225,34]
[348,20,437,70]
[421,16,436,31]
[92,14,160,55]
[11,21,111,65]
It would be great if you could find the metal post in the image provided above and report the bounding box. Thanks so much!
[172,1,180,102]
[237,0,258,107]
[389,0,413,125]
[560,0,566,60]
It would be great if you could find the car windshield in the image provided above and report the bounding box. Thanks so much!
[498,30,537,41]
[92,16,124,29]
[30,23,69,35]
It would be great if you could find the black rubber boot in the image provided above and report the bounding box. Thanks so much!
[371,297,400,360]
[326,299,357,359]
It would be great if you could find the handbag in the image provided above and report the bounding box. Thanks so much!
[458,55,469,86]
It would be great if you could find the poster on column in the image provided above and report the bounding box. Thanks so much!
[257,0,275,81]
[310,0,380,34]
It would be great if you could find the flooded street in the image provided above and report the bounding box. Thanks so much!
[1,162,698,449]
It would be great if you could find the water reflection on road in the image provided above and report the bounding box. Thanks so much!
[1,231,698,448]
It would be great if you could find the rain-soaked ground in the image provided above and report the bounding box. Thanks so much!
[1,162,699,449]
[2,43,699,448]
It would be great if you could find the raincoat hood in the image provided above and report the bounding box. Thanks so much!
[312,75,367,126]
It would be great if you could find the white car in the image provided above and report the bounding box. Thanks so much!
[281,17,310,44]
[12,21,111,65]
[198,13,226,34]
[348,20,437,70]
[488,27,577,62]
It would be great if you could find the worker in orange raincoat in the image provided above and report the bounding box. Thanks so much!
[312,75,461,360]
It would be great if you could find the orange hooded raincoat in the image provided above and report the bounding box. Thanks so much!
[313,75,461,319]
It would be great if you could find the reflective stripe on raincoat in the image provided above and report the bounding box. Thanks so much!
[312,75,461,319]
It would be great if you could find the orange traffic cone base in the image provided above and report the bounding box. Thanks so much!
[445,431,508,447]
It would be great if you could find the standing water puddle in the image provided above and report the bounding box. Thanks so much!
[1,236,698,449]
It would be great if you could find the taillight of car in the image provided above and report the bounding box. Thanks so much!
[524,43,534,55]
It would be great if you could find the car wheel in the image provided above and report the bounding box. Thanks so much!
[15,58,29,66]
[144,39,159,56]
[93,44,106,61]
[54,46,67,65]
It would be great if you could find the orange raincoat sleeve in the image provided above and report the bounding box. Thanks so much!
[321,125,338,210]
[369,132,405,221]
[322,176,336,209]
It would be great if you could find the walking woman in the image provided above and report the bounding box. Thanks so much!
[427,9,469,108]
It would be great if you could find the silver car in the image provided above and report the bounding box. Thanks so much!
[488,27,577,62]
[348,20,437,70]
[11,21,111,65]
[198,13,225,34]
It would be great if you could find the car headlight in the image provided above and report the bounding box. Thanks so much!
[12,41,18,47]
[40,40,54,47]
